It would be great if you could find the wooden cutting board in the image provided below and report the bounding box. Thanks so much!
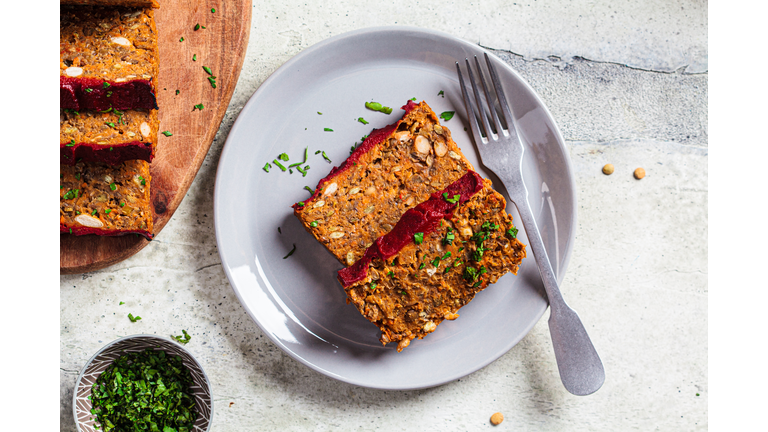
[60,0,251,274]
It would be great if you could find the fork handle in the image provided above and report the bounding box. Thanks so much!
[511,197,606,396]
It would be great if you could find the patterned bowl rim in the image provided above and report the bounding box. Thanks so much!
[72,334,213,432]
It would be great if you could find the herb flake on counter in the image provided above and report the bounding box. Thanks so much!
[203,66,213,75]
[179,37,184,42]
[172,329,192,345]
[161,131,173,137]
[211,8,216,12]
[317,111,323,115]
[194,23,201,31]
[192,54,197,61]
[439,111,455,121]
[357,117,369,125]
[438,90,445,97]
[127,313,141,323]
[304,186,314,194]
[119,301,124,305]
[193,103,204,111]
[278,153,289,161]
[283,244,297,259]
[263,163,271,172]
[272,159,287,171]
[322,151,332,163]
[324,128,334,132]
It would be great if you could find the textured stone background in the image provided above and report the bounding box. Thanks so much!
[61,1,707,430]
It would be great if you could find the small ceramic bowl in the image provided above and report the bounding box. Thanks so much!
[73,334,213,432]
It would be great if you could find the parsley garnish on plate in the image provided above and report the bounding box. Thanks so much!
[439,111,455,121]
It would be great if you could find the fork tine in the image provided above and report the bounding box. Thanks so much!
[484,52,516,135]
[456,61,484,144]
[473,55,503,137]
[465,58,494,140]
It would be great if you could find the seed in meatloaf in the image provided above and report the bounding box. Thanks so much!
[60,0,160,7]
[338,171,526,352]
[60,160,153,239]
[60,6,159,111]
[294,100,475,266]
[60,108,158,165]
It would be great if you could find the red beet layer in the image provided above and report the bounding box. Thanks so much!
[60,141,154,166]
[60,225,153,240]
[338,171,485,287]
[60,76,157,111]
[293,100,419,212]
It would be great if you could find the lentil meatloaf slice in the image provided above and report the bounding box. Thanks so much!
[294,100,474,266]
[60,108,158,165]
[60,0,160,7]
[60,6,159,111]
[60,160,153,239]
[338,171,526,352]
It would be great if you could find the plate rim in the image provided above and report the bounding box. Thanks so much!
[214,25,577,390]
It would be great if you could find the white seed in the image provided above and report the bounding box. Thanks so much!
[365,186,377,195]
[323,182,338,196]
[448,151,461,160]
[433,141,448,157]
[423,321,437,332]
[141,74,152,79]
[414,135,431,154]
[444,312,460,320]
[114,78,127,83]
[126,75,137,79]
[104,175,113,184]
[313,200,325,208]
[140,122,151,138]
[348,187,360,195]
[329,231,345,239]
[434,124,444,135]
[394,131,410,142]
[404,196,415,206]
[363,205,375,214]
[75,214,104,228]
[126,131,136,137]
[64,67,83,77]
[346,252,355,266]
[460,227,473,237]
[111,36,132,47]
[391,166,402,172]
[426,268,437,276]
[426,155,434,167]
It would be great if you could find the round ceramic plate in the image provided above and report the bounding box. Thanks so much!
[214,26,576,390]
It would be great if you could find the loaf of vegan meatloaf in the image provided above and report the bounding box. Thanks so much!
[60,6,159,111]
[60,160,153,239]
[61,108,158,165]
[337,171,526,352]
[294,100,474,266]
[60,0,159,7]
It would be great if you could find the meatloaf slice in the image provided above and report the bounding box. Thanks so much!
[60,6,159,111]
[60,0,160,7]
[60,108,158,165]
[294,100,474,266]
[60,160,153,239]
[338,171,526,352]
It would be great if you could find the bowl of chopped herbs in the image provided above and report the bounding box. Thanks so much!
[73,334,212,432]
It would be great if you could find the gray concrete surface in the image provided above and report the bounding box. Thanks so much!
[61,1,707,430]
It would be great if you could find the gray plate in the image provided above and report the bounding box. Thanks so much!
[214,26,576,390]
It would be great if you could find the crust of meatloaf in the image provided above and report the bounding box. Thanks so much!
[294,100,474,266]
[60,108,158,165]
[60,6,159,111]
[60,0,160,7]
[60,160,153,239]
[338,173,526,352]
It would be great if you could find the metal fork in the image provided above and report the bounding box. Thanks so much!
[457,53,605,396]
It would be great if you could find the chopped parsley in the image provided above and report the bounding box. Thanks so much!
[105,209,112,214]
[119,301,124,305]
[175,89,180,95]
[272,160,286,171]
[369,282,378,290]
[208,76,217,89]
[162,131,173,137]
[103,82,111,88]
[443,228,455,245]
[263,163,271,172]
[66,139,75,147]
[365,101,393,114]
[438,90,445,97]
[180,37,184,42]
[211,8,216,12]
[202,66,213,75]
[310,221,318,227]
[90,348,198,432]
[193,103,204,111]
[507,227,519,239]
[357,117,369,125]
[443,193,460,204]
[439,111,455,121]
[283,244,297,259]
[109,183,117,191]
[324,128,334,132]
[192,54,197,61]
[105,122,116,128]
[304,186,314,194]
[194,23,201,31]
[414,232,424,244]
[321,151,332,163]
[172,330,192,345]
[419,263,425,270]
[279,153,290,161]
[127,313,141,322]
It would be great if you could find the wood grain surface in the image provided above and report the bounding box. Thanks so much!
[61,0,251,274]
